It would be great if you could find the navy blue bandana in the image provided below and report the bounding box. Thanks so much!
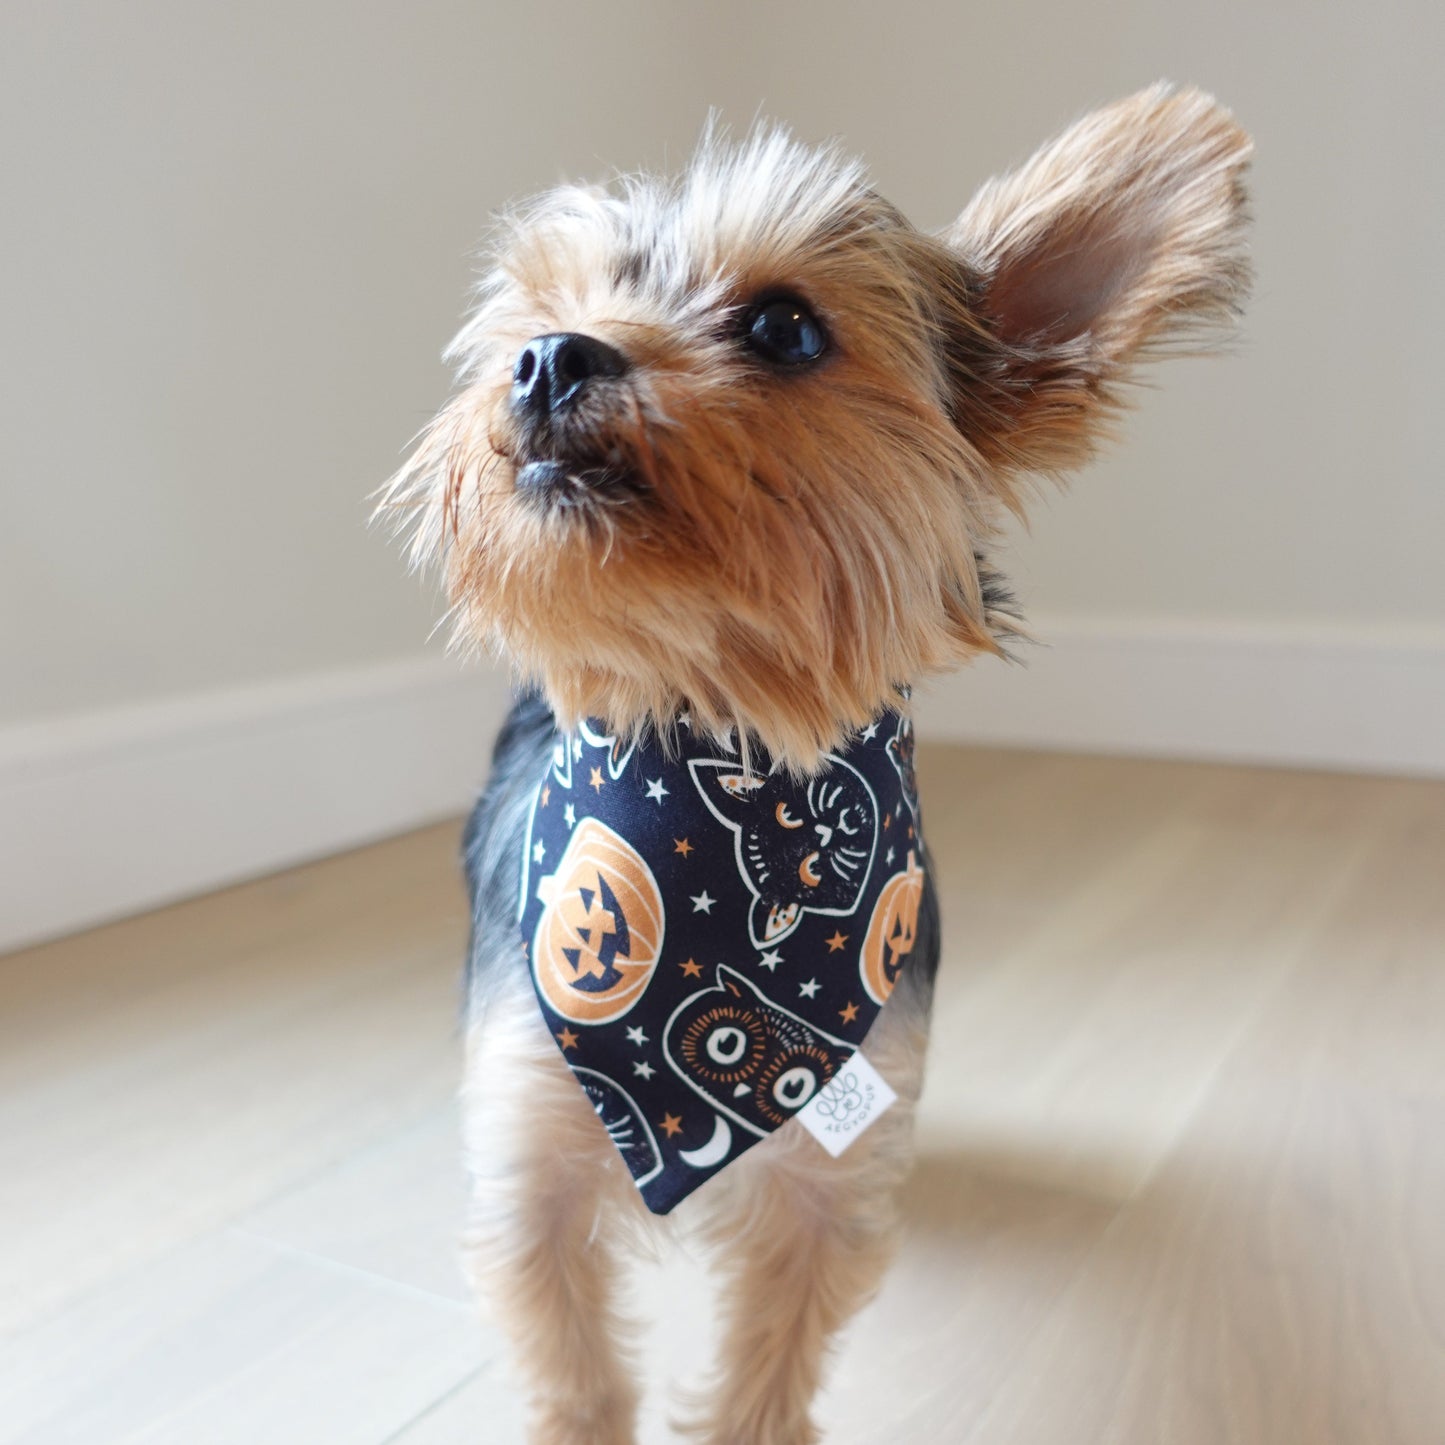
[517,709,927,1214]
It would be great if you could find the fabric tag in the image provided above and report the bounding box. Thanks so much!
[797,1051,897,1157]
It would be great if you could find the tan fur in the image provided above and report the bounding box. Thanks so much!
[676,967,931,1444]
[463,935,932,1445]
[382,90,1249,770]
[947,84,1253,476]
[461,985,648,1444]
[393,85,1252,1443]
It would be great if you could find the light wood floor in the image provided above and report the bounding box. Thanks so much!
[3,745,1444,1445]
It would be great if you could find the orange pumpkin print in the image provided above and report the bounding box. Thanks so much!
[532,818,665,1024]
[859,850,924,1004]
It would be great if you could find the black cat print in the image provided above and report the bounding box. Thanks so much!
[690,757,879,948]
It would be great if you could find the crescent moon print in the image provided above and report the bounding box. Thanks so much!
[689,756,880,948]
[663,965,853,1137]
[677,1113,733,1170]
[572,1067,663,1187]
[531,818,665,1024]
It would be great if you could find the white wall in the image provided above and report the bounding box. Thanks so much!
[0,1,722,948]
[692,0,1445,630]
[3,1,1442,949]
[0,1,715,725]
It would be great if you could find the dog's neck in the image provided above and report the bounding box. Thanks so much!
[564,681,917,782]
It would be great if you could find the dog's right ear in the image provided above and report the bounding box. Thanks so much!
[938,85,1251,482]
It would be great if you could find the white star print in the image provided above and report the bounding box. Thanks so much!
[633,1061,656,1080]
[886,846,895,865]
[573,738,583,759]
[677,710,692,729]
[563,802,576,828]
[798,978,821,999]
[691,890,715,914]
[532,841,545,864]
[626,1025,649,1046]
[860,721,879,741]
[758,950,782,971]
[645,777,669,804]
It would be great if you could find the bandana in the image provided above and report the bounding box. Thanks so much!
[517,708,927,1214]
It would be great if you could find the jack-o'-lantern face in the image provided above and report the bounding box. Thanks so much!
[532,818,664,1023]
[859,850,924,1004]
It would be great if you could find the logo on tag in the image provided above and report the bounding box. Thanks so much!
[797,1051,897,1157]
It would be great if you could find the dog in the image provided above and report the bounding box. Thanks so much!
[383,85,1251,1444]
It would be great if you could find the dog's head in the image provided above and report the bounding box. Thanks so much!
[386,86,1249,766]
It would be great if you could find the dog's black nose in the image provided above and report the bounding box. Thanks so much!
[510,333,628,420]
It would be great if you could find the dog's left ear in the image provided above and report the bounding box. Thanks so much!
[941,85,1252,480]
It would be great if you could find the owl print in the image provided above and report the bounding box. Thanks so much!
[689,756,879,947]
[663,965,854,1137]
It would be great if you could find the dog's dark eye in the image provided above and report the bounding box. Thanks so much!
[743,298,827,366]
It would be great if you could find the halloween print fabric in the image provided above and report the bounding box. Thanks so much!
[517,709,927,1214]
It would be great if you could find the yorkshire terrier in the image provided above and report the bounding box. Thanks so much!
[384,85,1251,1444]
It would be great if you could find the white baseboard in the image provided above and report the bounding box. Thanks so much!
[0,656,512,955]
[4,621,1441,954]
[915,616,1445,779]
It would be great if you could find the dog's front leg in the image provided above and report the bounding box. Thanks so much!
[684,978,930,1445]
[685,1110,915,1445]
[461,984,644,1445]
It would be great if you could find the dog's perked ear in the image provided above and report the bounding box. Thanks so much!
[940,85,1252,479]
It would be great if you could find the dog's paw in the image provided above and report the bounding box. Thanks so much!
[527,1399,637,1445]
[674,1406,821,1445]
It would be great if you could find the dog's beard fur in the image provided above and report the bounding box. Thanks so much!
[381,85,1250,768]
